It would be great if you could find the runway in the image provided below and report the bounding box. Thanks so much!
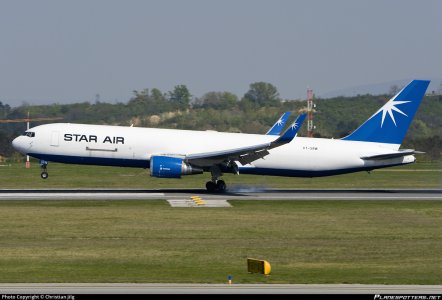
[1,283,442,294]
[0,188,441,201]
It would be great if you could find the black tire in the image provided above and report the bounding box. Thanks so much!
[216,180,227,192]
[206,181,217,192]
[41,172,49,179]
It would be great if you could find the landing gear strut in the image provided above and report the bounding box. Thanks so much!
[205,165,227,193]
[40,160,49,179]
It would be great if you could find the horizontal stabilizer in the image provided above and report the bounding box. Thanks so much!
[361,149,422,160]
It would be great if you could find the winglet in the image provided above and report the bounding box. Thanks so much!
[266,112,292,135]
[271,113,307,147]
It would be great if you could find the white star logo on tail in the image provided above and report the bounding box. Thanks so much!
[276,118,284,126]
[291,122,299,130]
[372,100,411,127]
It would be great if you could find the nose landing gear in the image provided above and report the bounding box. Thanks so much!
[39,160,49,179]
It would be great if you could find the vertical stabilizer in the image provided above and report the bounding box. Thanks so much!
[341,80,430,148]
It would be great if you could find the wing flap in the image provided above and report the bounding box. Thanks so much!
[238,149,270,165]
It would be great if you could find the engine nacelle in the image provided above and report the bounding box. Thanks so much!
[150,155,203,178]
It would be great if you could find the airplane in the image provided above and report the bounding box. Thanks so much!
[12,79,430,192]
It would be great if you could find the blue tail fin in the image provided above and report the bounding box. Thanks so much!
[341,79,430,146]
[266,112,291,135]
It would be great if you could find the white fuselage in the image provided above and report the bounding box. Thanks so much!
[12,123,415,177]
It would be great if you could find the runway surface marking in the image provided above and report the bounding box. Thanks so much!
[167,199,232,207]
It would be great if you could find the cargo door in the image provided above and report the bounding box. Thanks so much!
[50,131,59,147]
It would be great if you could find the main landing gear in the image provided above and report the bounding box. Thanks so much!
[205,165,227,193]
[205,180,226,193]
[39,160,49,179]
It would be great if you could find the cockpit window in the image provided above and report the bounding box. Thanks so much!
[22,131,35,137]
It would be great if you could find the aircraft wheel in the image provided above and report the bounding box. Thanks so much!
[41,172,49,179]
[216,180,226,192]
[206,181,217,192]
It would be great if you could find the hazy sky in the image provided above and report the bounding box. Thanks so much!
[1,0,441,106]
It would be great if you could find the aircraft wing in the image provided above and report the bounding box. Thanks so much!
[185,113,306,166]
[266,112,291,135]
[360,149,423,160]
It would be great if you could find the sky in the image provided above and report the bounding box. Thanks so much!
[1,0,441,106]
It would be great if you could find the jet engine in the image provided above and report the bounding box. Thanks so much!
[150,155,203,178]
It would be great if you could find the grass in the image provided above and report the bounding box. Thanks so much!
[0,200,441,284]
[0,161,440,283]
[0,160,440,189]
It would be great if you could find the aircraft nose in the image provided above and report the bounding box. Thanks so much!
[12,136,29,154]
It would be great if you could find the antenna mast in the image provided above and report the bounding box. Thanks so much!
[307,88,314,137]
[26,111,30,168]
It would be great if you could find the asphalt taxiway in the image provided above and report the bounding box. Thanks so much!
[0,188,440,201]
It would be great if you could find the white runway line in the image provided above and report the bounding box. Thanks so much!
[0,192,165,200]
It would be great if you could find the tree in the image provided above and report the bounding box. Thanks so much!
[198,91,238,110]
[151,88,166,102]
[243,82,280,106]
[0,130,14,156]
[0,101,11,118]
[169,85,192,108]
